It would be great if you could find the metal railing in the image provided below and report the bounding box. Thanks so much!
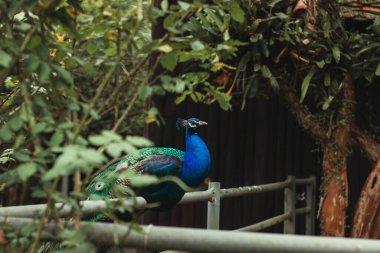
[3,176,380,252]
[3,217,380,253]
[0,175,316,234]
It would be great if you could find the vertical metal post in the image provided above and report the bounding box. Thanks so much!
[284,176,296,234]
[207,182,220,230]
[306,176,317,235]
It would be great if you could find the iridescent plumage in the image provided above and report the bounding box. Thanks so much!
[86,118,210,212]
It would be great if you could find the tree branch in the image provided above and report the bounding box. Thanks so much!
[352,127,380,164]
[280,84,326,141]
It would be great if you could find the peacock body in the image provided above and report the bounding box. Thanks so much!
[86,118,211,211]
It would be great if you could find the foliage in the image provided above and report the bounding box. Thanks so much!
[0,0,380,250]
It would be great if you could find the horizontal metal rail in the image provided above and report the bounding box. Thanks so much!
[0,198,148,218]
[179,188,213,204]
[295,178,314,185]
[236,212,291,232]
[295,207,311,215]
[235,207,311,232]
[3,217,380,253]
[219,179,291,199]
[0,179,293,219]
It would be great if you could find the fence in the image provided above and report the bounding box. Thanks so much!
[2,176,380,252]
[0,176,315,234]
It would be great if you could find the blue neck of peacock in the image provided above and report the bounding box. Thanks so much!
[180,128,211,187]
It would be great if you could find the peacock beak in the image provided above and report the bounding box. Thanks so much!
[198,121,207,126]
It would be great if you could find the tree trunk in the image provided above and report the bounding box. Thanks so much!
[352,160,380,238]
[320,132,349,236]
[351,128,380,238]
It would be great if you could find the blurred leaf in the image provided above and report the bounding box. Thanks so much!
[158,44,173,53]
[52,64,73,85]
[80,149,105,164]
[269,77,279,93]
[126,136,153,147]
[38,62,51,83]
[261,65,272,78]
[16,162,37,182]
[0,125,13,141]
[0,50,12,68]
[138,86,153,100]
[332,47,340,63]
[102,130,122,141]
[130,174,158,187]
[50,131,64,147]
[300,68,316,103]
[376,62,380,76]
[106,143,123,158]
[160,51,178,71]
[8,117,23,131]
[229,1,245,23]
[86,42,98,54]
[89,135,108,146]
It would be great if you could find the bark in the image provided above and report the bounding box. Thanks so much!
[352,160,380,238]
[0,229,7,246]
[281,73,354,236]
[319,73,353,236]
[320,131,349,236]
[351,124,380,238]
[352,126,380,164]
[281,85,325,140]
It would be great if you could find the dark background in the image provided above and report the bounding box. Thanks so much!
[142,94,372,234]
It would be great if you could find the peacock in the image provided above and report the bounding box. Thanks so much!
[85,117,211,215]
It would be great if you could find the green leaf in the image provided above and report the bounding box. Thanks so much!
[119,142,138,156]
[80,149,105,164]
[161,0,168,12]
[332,47,340,63]
[212,90,232,111]
[191,40,205,51]
[50,131,64,147]
[175,93,188,104]
[324,73,331,86]
[86,42,98,54]
[126,136,153,147]
[32,122,47,134]
[101,130,122,141]
[269,77,279,93]
[261,65,272,78]
[88,135,108,146]
[376,62,380,76]
[130,174,158,187]
[315,60,325,69]
[16,162,37,182]
[160,51,178,71]
[9,117,23,131]
[322,96,334,111]
[106,143,124,158]
[229,1,245,23]
[25,55,40,73]
[52,64,73,85]
[178,1,190,10]
[13,149,31,162]
[0,49,12,68]
[0,125,13,141]
[138,86,153,100]
[158,44,173,53]
[38,62,51,83]
[300,68,316,103]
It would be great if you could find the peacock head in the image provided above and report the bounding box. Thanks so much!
[176,118,207,133]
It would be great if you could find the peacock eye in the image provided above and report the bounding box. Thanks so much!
[188,122,196,128]
[95,182,104,191]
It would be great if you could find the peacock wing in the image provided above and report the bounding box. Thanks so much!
[132,155,182,177]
